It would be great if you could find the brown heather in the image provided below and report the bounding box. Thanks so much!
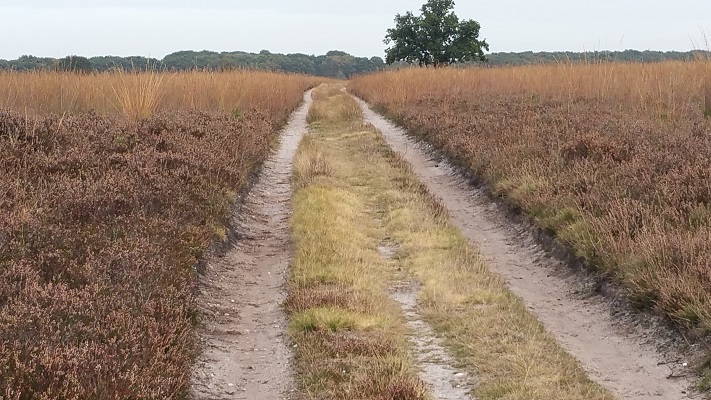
[0,71,317,399]
[350,61,711,368]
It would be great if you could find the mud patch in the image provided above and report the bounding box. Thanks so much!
[192,91,312,400]
[356,96,694,400]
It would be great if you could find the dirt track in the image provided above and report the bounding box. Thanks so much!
[191,91,311,400]
[191,89,695,399]
[356,96,694,400]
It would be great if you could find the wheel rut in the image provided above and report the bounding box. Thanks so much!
[355,95,694,400]
[191,91,312,400]
[389,282,474,400]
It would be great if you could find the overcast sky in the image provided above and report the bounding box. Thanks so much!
[0,0,709,59]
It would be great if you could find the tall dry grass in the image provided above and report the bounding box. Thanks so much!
[353,61,711,119]
[351,61,711,387]
[0,70,320,121]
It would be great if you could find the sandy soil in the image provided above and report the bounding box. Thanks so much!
[356,96,695,400]
[191,91,312,400]
[389,282,473,400]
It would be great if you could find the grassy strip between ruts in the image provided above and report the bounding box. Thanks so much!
[287,84,614,400]
[287,84,427,399]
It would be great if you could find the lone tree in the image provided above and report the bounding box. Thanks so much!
[384,0,489,67]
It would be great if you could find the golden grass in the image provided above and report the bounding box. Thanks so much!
[109,71,168,119]
[307,87,362,126]
[0,69,322,119]
[290,84,611,399]
[351,60,711,118]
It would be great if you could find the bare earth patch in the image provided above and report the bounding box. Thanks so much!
[192,91,312,400]
[356,95,695,399]
[389,281,473,400]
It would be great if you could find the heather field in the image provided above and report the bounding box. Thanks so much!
[350,61,711,364]
[0,71,317,398]
[4,61,711,399]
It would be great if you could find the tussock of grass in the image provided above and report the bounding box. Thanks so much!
[290,307,390,333]
[109,71,168,119]
[292,136,334,190]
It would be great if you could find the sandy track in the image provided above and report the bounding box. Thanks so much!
[191,91,312,400]
[356,96,694,400]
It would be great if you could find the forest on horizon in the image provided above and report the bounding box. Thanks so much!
[1,49,708,78]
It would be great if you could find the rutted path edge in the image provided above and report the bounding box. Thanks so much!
[191,91,312,400]
[355,95,694,400]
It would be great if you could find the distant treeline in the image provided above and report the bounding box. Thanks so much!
[0,50,386,78]
[2,49,709,77]
[484,49,711,66]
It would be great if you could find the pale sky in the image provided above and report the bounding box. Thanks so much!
[0,0,709,59]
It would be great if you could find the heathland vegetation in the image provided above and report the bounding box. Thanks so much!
[351,60,711,383]
[3,0,710,395]
[0,70,319,398]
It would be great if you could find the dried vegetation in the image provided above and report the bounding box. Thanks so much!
[0,70,317,398]
[350,61,711,384]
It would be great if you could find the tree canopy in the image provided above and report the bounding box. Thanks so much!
[385,0,489,67]
[56,56,93,73]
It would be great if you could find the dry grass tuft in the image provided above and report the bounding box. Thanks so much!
[109,71,168,119]
[293,136,334,190]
